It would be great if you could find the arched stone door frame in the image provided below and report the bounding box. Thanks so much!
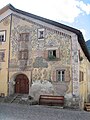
[15,74,29,94]
[9,73,29,95]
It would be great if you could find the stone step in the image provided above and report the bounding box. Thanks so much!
[10,94,23,103]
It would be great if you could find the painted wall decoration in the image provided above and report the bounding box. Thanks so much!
[9,59,18,67]
[10,15,71,65]
[10,14,72,87]
[42,69,48,80]
[32,68,49,81]
[3,17,10,26]
[33,57,48,68]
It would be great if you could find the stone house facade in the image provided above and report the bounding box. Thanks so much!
[0,4,90,108]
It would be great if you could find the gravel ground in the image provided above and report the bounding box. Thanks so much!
[0,103,90,120]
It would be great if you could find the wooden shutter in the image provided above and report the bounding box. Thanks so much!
[65,68,70,81]
[52,70,56,81]
[56,48,60,59]
[44,50,48,59]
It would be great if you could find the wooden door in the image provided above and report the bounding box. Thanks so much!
[15,74,29,94]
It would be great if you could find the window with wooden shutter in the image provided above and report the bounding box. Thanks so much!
[44,48,60,60]
[48,49,60,60]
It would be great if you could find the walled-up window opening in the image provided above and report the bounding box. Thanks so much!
[18,50,28,60]
[0,51,5,62]
[19,33,29,41]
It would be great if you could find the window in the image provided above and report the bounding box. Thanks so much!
[48,50,56,59]
[19,33,29,41]
[78,50,83,62]
[56,70,65,81]
[0,51,5,62]
[79,71,84,82]
[18,50,28,60]
[38,28,44,39]
[44,48,59,60]
[0,31,6,42]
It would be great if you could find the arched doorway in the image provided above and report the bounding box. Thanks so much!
[15,74,29,94]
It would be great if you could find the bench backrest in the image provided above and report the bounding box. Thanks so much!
[39,95,64,106]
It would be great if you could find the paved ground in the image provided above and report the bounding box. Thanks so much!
[0,103,90,120]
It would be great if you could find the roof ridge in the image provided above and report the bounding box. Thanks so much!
[0,3,14,10]
[0,3,15,15]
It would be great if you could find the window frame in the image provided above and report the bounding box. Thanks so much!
[79,71,84,82]
[0,30,6,42]
[48,50,56,60]
[56,70,65,82]
[38,28,45,40]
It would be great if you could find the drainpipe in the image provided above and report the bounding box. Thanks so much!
[7,14,12,96]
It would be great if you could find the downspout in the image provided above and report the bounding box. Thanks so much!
[7,14,12,96]
[71,36,73,95]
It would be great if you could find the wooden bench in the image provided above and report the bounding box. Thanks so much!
[39,95,64,106]
[84,103,90,111]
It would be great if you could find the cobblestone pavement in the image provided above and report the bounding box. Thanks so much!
[0,103,90,120]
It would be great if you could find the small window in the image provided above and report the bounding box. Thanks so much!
[48,50,56,59]
[19,33,29,41]
[0,51,5,62]
[79,71,84,82]
[18,50,28,60]
[0,31,6,42]
[38,28,44,39]
[56,70,65,81]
